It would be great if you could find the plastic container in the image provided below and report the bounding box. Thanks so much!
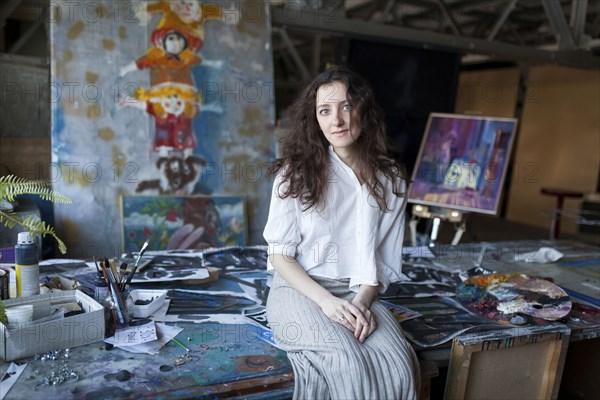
[15,232,39,297]
[5,304,34,325]
[129,290,167,318]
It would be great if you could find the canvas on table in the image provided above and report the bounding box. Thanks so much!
[121,195,247,253]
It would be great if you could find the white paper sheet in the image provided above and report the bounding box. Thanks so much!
[0,362,27,400]
[115,323,183,354]
[104,320,158,347]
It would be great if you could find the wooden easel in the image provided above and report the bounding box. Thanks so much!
[409,205,467,247]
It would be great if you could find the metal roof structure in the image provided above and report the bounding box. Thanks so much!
[271,0,600,85]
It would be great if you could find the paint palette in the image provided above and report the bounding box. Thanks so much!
[456,273,572,321]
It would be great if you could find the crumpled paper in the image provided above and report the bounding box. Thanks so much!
[514,247,564,263]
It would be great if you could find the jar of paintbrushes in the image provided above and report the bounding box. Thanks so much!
[94,257,134,336]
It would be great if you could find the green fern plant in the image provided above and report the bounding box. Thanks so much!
[0,175,72,254]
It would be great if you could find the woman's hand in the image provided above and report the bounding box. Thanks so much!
[351,298,377,343]
[320,295,369,333]
[350,284,380,343]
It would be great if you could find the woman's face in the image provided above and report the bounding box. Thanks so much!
[315,81,361,151]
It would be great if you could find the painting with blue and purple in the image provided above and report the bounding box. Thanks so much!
[409,113,517,215]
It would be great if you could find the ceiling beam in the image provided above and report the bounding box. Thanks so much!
[569,0,588,46]
[487,0,517,41]
[273,27,311,82]
[378,0,396,23]
[541,0,576,50]
[272,7,600,69]
[312,33,321,75]
[434,0,462,36]
[8,18,43,54]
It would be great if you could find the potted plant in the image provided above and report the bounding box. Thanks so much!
[0,175,71,254]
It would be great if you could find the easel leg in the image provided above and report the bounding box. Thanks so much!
[429,217,441,247]
[409,217,419,247]
[451,220,466,245]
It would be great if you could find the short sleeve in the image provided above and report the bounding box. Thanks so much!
[263,173,300,269]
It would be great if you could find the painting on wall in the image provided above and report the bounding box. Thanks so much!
[121,195,246,252]
[50,0,275,258]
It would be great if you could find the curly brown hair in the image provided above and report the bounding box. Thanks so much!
[270,66,407,212]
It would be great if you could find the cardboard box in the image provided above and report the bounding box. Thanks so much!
[0,290,105,361]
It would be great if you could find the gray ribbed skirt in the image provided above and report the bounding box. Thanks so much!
[267,273,420,400]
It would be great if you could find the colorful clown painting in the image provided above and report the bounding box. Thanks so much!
[119,1,232,194]
[119,85,200,157]
[50,0,275,257]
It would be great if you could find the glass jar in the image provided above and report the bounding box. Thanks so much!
[104,287,134,332]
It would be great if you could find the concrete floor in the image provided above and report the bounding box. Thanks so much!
[411,212,600,246]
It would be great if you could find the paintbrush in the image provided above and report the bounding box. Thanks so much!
[124,241,150,287]
[93,257,101,274]
[99,260,128,327]
[118,262,128,292]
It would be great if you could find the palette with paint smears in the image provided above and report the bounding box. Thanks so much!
[456,273,572,321]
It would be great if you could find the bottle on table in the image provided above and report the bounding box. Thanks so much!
[15,231,40,297]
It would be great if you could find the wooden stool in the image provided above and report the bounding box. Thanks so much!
[541,187,583,239]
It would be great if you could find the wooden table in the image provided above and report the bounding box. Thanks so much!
[1,240,598,399]
[0,321,293,399]
[411,239,600,399]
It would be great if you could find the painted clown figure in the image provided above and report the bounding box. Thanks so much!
[119,0,225,159]
[147,0,222,53]
[120,86,200,158]
[120,29,202,89]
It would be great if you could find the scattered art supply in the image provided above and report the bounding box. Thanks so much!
[398,263,461,287]
[0,362,28,400]
[124,240,150,287]
[456,273,572,321]
[130,290,167,318]
[4,304,34,325]
[381,301,422,323]
[15,232,39,297]
[105,320,158,348]
[129,255,210,283]
[0,268,10,300]
[399,297,501,348]
[514,247,564,263]
[202,246,268,274]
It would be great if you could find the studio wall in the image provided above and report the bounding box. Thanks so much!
[455,68,519,119]
[506,65,600,235]
[345,40,461,174]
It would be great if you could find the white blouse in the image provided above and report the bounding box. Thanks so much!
[263,146,407,292]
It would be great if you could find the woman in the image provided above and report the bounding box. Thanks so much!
[264,67,420,399]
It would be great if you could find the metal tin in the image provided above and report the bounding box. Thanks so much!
[0,267,10,300]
